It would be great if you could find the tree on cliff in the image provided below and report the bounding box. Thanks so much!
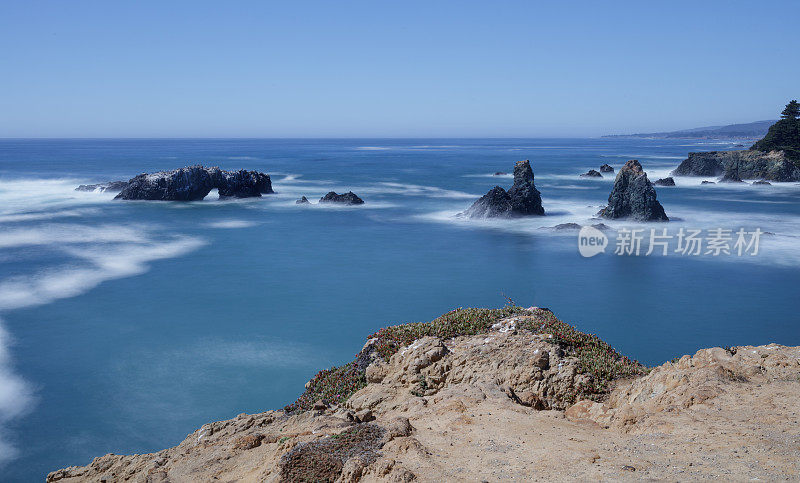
[781,100,799,120]
[751,100,800,160]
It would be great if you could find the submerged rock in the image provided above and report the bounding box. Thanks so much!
[581,169,603,178]
[653,177,675,186]
[719,170,744,183]
[319,191,364,205]
[599,160,668,221]
[672,150,800,181]
[75,181,128,193]
[114,166,273,201]
[753,180,772,185]
[553,223,582,231]
[463,160,544,218]
[296,196,310,204]
[599,164,614,173]
[701,180,716,185]
[493,171,508,176]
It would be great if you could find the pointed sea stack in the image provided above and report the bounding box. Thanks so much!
[462,160,544,218]
[599,160,668,221]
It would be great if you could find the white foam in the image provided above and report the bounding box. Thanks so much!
[0,223,205,312]
[205,220,257,229]
[0,208,98,224]
[0,320,34,465]
[0,178,114,215]
[0,224,146,249]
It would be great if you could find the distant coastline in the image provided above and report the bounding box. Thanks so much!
[604,119,775,140]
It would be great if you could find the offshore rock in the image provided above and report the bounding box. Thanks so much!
[319,191,365,205]
[463,160,544,218]
[599,164,614,173]
[580,169,602,178]
[599,160,668,221]
[114,166,273,201]
[653,177,675,186]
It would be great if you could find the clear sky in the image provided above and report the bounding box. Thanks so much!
[1,0,798,138]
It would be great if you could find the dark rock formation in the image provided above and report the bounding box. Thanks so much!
[599,160,668,222]
[217,170,273,198]
[75,181,128,193]
[463,160,544,218]
[591,223,610,231]
[493,171,507,176]
[653,177,675,186]
[701,180,716,185]
[114,166,274,201]
[753,180,772,185]
[319,191,364,205]
[507,160,545,216]
[462,186,513,218]
[581,169,602,178]
[296,196,310,204]
[719,170,744,183]
[599,164,614,173]
[672,150,800,181]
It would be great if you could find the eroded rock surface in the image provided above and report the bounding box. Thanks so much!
[672,150,799,181]
[114,166,274,201]
[599,160,668,221]
[320,191,365,205]
[462,160,544,218]
[49,312,800,482]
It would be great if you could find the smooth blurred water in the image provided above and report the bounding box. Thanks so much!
[0,138,799,480]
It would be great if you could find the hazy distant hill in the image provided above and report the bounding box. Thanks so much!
[604,120,776,139]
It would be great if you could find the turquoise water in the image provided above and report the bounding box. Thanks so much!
[1,138,799,480]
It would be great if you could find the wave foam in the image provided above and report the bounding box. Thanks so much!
[205,220,257,229]
[0,321,34,465]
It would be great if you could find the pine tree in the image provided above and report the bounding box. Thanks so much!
[781,100,799,120]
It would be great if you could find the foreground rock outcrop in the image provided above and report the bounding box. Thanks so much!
[114,166,274,201]
[49,306,800,482]
[672,150,800,181]
[462,160,544,218]
[599,160,668,221]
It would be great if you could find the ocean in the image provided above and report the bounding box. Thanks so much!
[1,138,798,480]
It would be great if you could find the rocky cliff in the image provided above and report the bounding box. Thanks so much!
[599,160,668,221]
[114,166,274,201]
[671,150,800,181]
[48,306,800,482]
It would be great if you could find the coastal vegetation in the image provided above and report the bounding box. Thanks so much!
[752,100,800,160]
[285,305,646,412]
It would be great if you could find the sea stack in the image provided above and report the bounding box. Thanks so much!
[114,166,273,201]
[599,160,668,221]
[462,160,544,218]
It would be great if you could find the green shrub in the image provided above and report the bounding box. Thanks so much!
[285,306,646,411]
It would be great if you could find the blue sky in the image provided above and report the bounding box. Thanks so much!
[1,0,798,138]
